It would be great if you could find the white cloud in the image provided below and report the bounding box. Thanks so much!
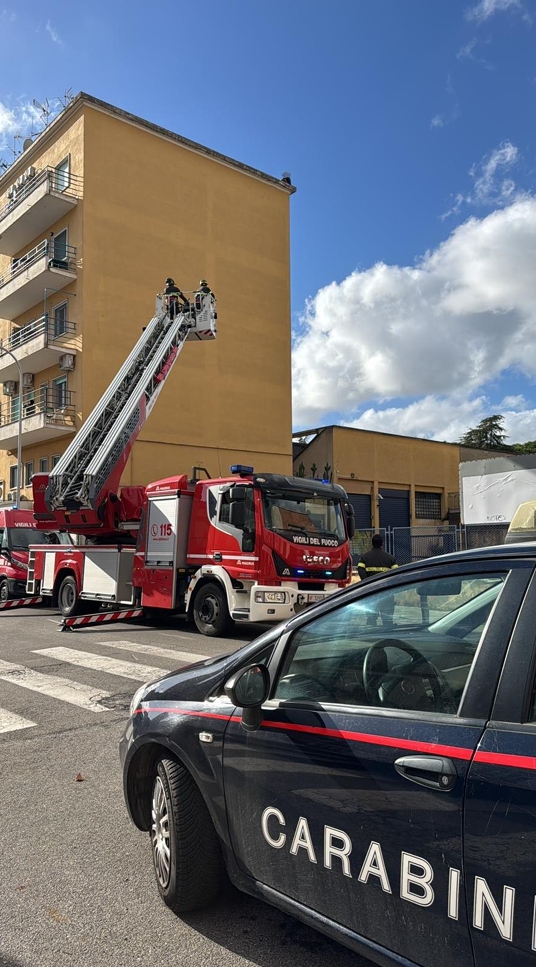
[430,75,461,130]
[45,20,62,45]
[471,141,519,203]
[341,396,536,444]
[456,37,495,68]
[292,196,536,430]
[442,140,520,218]
[465,0,525,22]
[0,100,42,146]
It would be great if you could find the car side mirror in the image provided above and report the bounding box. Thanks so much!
[224,663,270,732]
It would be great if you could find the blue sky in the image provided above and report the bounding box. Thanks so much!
[1,0,536,442]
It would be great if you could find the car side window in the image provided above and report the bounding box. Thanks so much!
[273,573,507,715]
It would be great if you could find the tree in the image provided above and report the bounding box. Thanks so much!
[310,463,318,478]
[459,415,509,451]
[296,462,306,477]
[510,441,536,454]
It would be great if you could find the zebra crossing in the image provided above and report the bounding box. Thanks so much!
[0,638,210,736]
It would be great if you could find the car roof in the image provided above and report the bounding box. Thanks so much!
[394,541,536,572]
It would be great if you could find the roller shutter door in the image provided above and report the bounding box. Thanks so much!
[347,494,372,529]
[379,488,410,528]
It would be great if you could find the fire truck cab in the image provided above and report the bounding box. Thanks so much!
[0,508,67,601]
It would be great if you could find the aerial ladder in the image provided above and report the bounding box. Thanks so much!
[32,285,216,537]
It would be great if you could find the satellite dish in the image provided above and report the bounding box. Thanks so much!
[22,138,33,151]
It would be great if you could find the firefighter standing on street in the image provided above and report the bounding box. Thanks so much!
[357,534,398,582]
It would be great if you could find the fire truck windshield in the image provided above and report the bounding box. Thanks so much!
[262,491,346,543]
[6,529,70,551]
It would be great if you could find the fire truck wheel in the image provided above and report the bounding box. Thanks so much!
[192,582,232,637]
[57,575,83,617]
[0,578,9,603]
[150,756,224,913]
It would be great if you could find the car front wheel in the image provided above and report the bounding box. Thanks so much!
[151,757,223,913]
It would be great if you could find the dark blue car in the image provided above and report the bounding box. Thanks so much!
[120,543,536,967]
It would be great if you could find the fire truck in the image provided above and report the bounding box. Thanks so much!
[25,285,355,635]
[0,507,69,602]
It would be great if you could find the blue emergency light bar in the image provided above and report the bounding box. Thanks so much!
[230,465,254,475]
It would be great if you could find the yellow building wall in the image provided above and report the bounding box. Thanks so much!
[81,106,292,486]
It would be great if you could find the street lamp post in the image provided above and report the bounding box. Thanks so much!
[0,346,23,507]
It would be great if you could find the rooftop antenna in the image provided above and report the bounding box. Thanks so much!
[58,88,74,109]
[32,98,51,130]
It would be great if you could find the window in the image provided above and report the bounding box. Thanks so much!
[54,157,70,193]
[39,458,48,473]
[415,492,442,520]
[52,454,61,468]
[9,465,18,490]
[52,377,67,408]
[262,489,346,543]
[207,484,256,552]
[53,302,67,337]
[25,461,34,486]
[274,572,507,715]
[50,229,68,268]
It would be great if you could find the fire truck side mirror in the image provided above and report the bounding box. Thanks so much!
[229,485,247,529]
[345,502,356,539]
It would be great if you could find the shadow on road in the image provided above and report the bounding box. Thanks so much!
[182,888,366,967]
[0,954,30,967]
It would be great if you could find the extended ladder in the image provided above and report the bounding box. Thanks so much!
[46,291,216,512]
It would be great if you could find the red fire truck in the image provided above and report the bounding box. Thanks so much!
[25,285,355,635]
[0,508,69,602]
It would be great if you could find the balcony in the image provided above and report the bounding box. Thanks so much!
[0,314,76,381]
[0,388,76,449]
[0,238,77,320]
[0,168,82,256]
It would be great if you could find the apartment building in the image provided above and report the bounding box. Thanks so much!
[0,93,294,503]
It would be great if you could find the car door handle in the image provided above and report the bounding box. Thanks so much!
[394,755,457,792]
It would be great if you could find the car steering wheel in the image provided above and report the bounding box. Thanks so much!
[362,638,449,711]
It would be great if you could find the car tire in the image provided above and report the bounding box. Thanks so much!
[0,578,9,603]
[151,757,223,913]
[57,575,83,617]
[192,582,233,637]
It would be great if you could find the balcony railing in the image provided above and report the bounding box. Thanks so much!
[0,387,75,427]
[0,167,83,225]
[0,238,77,291]
[0,313,76,353]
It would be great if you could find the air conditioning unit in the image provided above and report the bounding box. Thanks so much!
[7,490,16,502]
[0,481,4,500]
[59,353,75,371]
[22,372,34,388]
[3,381,18,397]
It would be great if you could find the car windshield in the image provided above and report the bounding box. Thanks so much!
[262,490,346,544]
[7,529,71,551]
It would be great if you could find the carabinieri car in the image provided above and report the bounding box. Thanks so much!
[120,543,536,967]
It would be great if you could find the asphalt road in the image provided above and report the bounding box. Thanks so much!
[0,606,369,967]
